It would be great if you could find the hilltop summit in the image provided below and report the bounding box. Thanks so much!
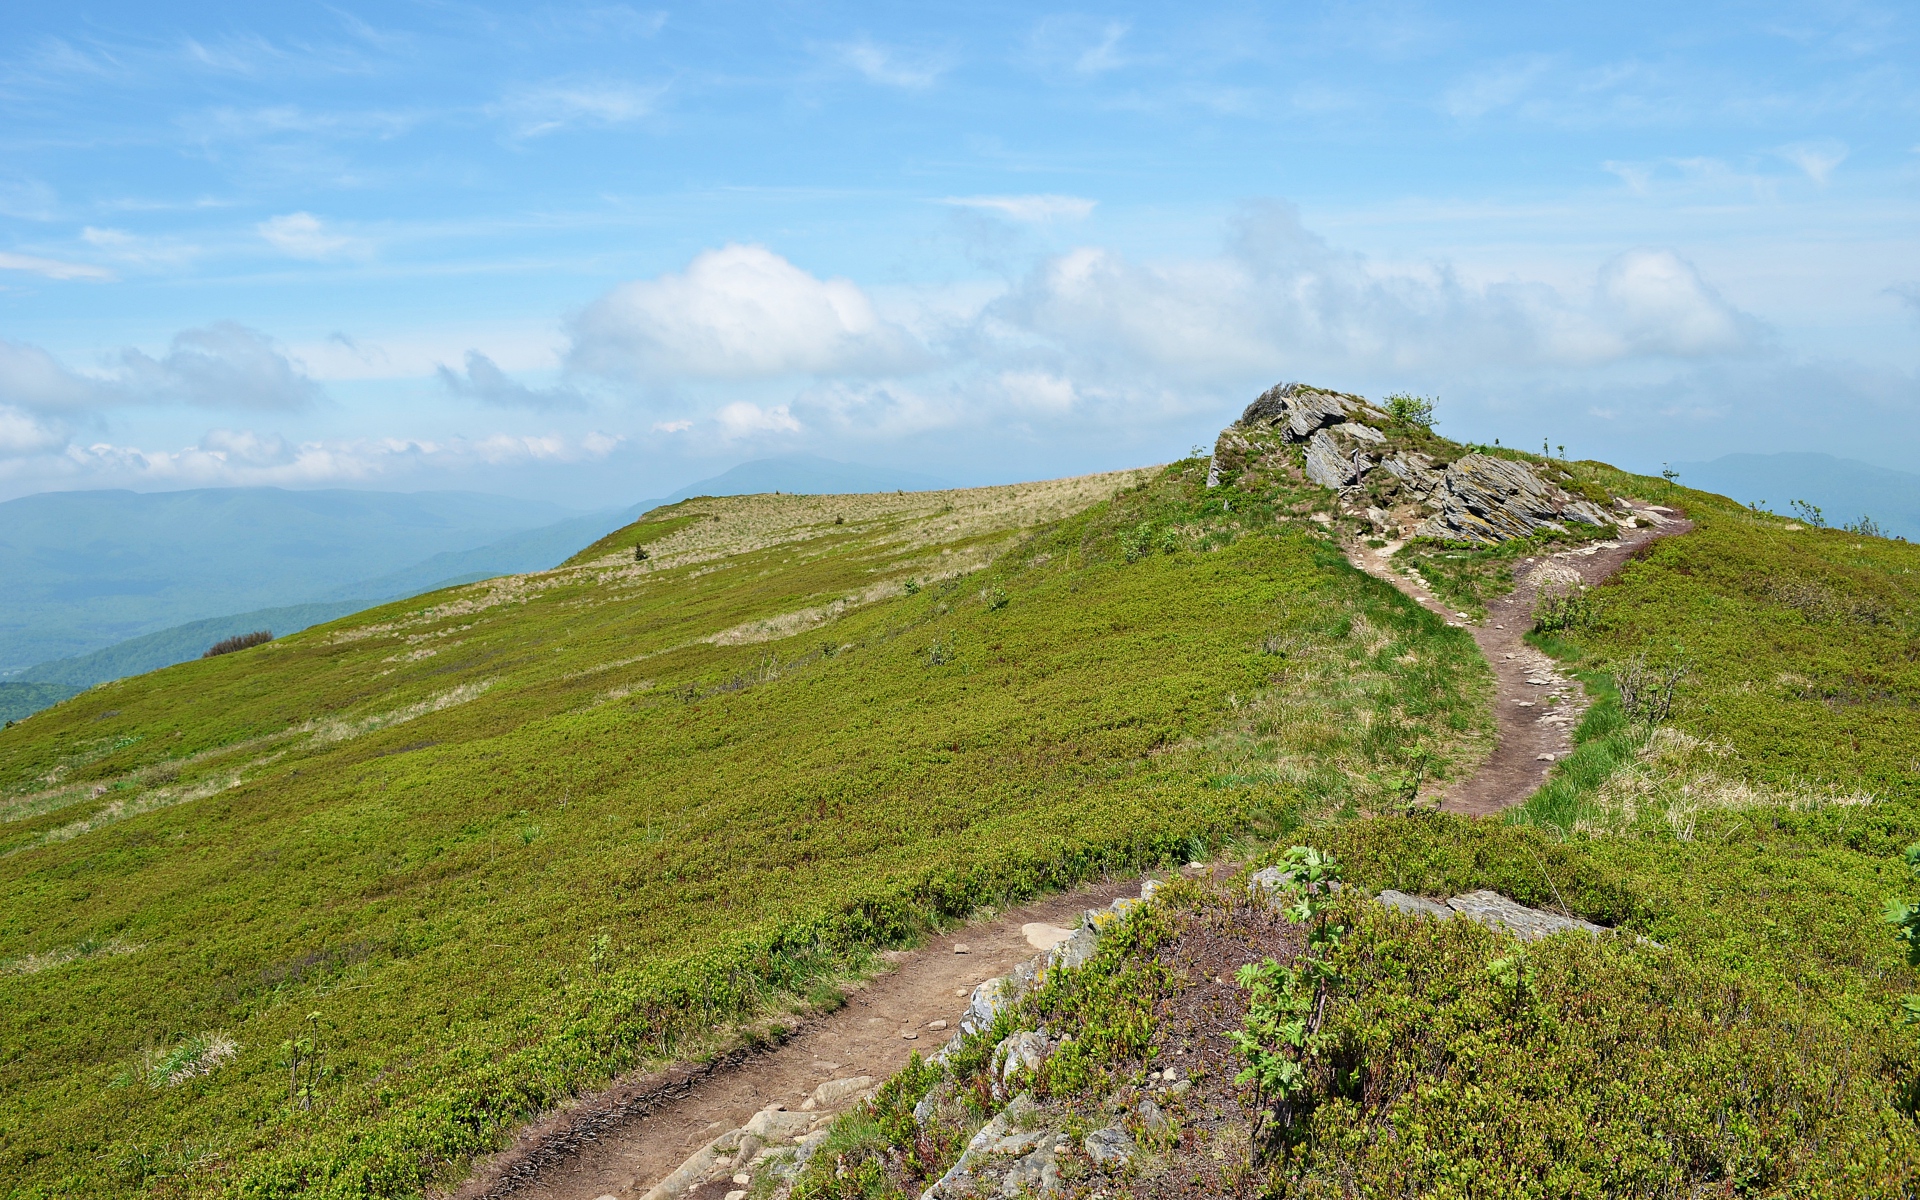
[1211,381,1623,545]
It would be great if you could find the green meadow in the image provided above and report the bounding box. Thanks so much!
[777,470,1920,1199]
[0,458,1490,1198]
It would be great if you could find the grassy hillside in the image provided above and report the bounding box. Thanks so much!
[0,460,1490,1198]
[770,464,1920,1200]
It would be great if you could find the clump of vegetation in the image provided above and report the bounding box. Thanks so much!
[202,629,271,658]
[1382,391,1436,430]
[1232,846,1344,1145]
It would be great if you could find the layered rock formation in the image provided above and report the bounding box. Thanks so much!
[1212,381,1620,546]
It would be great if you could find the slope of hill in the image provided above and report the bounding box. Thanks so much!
[1671,451,1920,540]
[759,410,1920,1200]
[0,459,960,709]
[0,455,1493,1197]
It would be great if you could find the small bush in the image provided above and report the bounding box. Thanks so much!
[203,630,272,658]
[1383,392,1437,430]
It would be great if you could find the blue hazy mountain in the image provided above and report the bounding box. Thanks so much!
[0,456,955,714]
[0,487,599,673]
[1672,453,1920,540]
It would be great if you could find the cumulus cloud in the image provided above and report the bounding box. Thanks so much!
[3,324,320,416]
[568,244,930,381]
[257,212,370,261]
[0,339,117,412]
[979,203,1761,389]
[0,407,68,458]
[1594,249,1748,357]
[715,401,801,439]
[437,350,584,409]
[941,194,1097,222]
[116,323,321,410]
[41,428,623,489]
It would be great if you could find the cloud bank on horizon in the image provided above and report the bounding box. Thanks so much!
[0,0,1914,505]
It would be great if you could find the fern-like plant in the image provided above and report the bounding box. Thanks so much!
[1232,845,1346,1148]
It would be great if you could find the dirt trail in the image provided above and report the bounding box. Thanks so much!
[453,878,1148,1200]
[1344,507,1691,815]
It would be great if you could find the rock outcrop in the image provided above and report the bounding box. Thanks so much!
[1213,381,1621,546]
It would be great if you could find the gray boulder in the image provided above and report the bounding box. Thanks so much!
[1303,427,1374,489]
[920,1096,1056,1200]
[1411,453,1616,546]
[1047,925,1098,970]
[1375,888,1609,941]
[1083,1126,1137,1169]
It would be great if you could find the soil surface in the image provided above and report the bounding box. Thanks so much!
[1343,510,1692,815]
[452,878,1148,1200]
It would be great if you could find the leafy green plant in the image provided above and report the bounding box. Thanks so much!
[984,584,1009,611]
[1232,845,1346,1146]
[279,1011,331,1111]
[1383,392,1437,430]
[1790,498,1827,528]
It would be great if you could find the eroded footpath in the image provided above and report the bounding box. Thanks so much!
[452,880,1143,1200]
[1343,505,1691,815]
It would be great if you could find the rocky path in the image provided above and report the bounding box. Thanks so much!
[1344,506,1691,815]
[451,879,1144,1200]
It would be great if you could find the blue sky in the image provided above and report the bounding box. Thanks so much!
[0,1,1915,507]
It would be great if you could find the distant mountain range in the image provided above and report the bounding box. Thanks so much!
[1671,452,1920,540]
[0,454,953,721]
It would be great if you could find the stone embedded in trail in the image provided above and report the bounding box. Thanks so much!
[1022,922,1073,952]
[810,1076,876,1109]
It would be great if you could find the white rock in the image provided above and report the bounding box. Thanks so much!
[810,1075,876,1110]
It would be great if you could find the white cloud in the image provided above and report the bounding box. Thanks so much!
[1443,55,1554,118]
[437,350,584,409]
[1595,249,1747,356]
[980,203,1761,388]
[0,251,115,281]
[116,323,322,410]
[1025,17,1133,79]
[715,401,801,439]
[568,244,930,381]
[1778,140,1848,186]
[0,177,59,221]
[493,79,664,138]
[1075,22,1131,74]
[833,38,946,89]
[0,340,116,412]
[941,194,1097,222]
[41,428,621,489]
[257,212,371,261]
[0,407,68,458]
[80,226,201,269]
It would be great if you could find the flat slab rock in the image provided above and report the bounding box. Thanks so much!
[1376,888,1609,941]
